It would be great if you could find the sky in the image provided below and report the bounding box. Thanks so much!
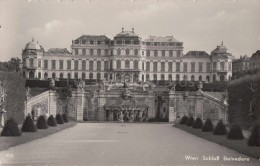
[0,0,259,61]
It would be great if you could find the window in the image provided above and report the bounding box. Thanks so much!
[29,59,34,67]
[213,74,216,82]
[161,50,165,57]
[199,75,202,81]
[146,62,150,71]
[169,50,173,57]
[82,60,86,70]
[90,49,94,56]
[126,49,129,55]
[104,61,109,70]
[51,60,56,69]
[60,73,63,79]
[89,73,93,80]
[134,60,138,69]
[176,62,180,72]
[97,61,101,71]
[97,49,101,56]
[154,50,158,57]
[75,48,78,55]
[154,74,157,80]
[38,72,41,78]
[177,51,181,57]
[134,49,138,55]
[67,60,71,70]
[38,60,41,68]
[125,60,130,68]
[168,62,172,72]
[228,62,232,71]
[82,48,86,55]
[183,62,187,72]
[74,60,78,70]
[117,60,121,69]
[104,73,108,81]
[161,74,165,80]
[213,62,217,71]
[97,73,101,80]
[67,73,71,79]
[169,74,172,81]
[191,75,195,81]
[176,74,180,81]
[206,62,211,72]
[146,74,150,81]
[89,61,93,71]
[147,50,150,57]
[44,73,48,79]
[206,75,210,82]
[52,73,55,79]
[220,62,225,71]
[161,62,165,72]
[82,73,86,80]
[191,62,195,72]
[183,75,187,81]
[74,72,78,79]
[199,62,203,72]
[117,49,121,55]
[44,60,48,69]
[105,49,109,55]
[59,60,63,69]
[153,62,157,72]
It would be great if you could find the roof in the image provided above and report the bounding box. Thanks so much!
[75,35,111,41]
[47,48,71,54]
[25,38,42,50]
[144,36,179,42]
[114,28,139,38]
[211,42,230,55]
[251,50,260,59]
[232,56,250,63]
[184,51,209,58]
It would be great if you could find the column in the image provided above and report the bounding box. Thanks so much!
[76,89,84,121]
[169,92,176,123]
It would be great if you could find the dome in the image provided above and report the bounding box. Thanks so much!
[25,38,42,50]
[211,42,230,54]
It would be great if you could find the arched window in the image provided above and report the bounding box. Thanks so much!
[206,75,210,82]
[60,73,63,79]
[38,72,41,78]
[44,73,48,79]
[52,73,56,79]
[82,48,86,55]
[125,60,130,68]
[154,74,157,80]
[29,58,34,67]
[97,73,101,80]
[74,72,78,79]
[168,74,172,81]
[117,49,121,55]
[183,75,187,81]
[134,49,138,55]
[176,62,180,72]
[199,75,202,81]
[90,49,94,56]
[191,75,195,81]
[213,74,216,82]
[74,60,78,70]
[117,60,121,69]
[161,62,165,72]
[82,60,86,70]
[75,48,78,55]
[82,72,86,80]
[161,74,165,80]
[126,49,130,55]
[146,62,150,71]
[104,73,108,81]
[89,73,93,80]
[176,74,180,81]
[97,49,101,56]
[29,71,34,78]
[220,75,225,81]
[67,73,71,79]
[134,60,138,69]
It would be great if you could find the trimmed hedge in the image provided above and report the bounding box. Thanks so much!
[186,116,194,126]
[227,124,244,140]
[193,118,203,129]
[248,122,260,146]
[21,115,36,132]
[1,118,21,136]
[47,115,57,127]
[36,115,48,129]
[202,119,214,132]
[213,120,227,135]
[62,113,69,123]
[56,113,64,124]
[179,116,188,125]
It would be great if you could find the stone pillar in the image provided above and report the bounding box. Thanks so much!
[147,91,155,118]
[75,89,84,121]
[169,92,176,122]
[97,95,106,121]
[49,90,57,116]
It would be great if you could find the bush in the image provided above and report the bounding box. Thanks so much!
[1,118,21,136]
[47,115,57,127]
[36,115,48,129]
[202,118,214,132]
[193,118,203,129]
[56,113,64,124]
[179,116,188,125]
[213,120,227,135]
[62,113,69,123]
[21,115,36,132]
[186,116,194,126]
[248,123,260,146]
[227,124,244,140]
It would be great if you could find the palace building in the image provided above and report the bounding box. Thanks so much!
[22,28,233,82]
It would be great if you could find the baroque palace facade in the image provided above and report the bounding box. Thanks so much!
[22,28,232,82]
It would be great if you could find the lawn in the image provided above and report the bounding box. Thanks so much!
[174,123,260,160]
[0,122,76,151]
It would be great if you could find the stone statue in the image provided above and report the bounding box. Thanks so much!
[169,83,176,93]
[78,79,85,90]
[0,80,7,127]
[197,81,203,91]
[49,78,55,89]
[26,87,31,99]
[118,111,124,122]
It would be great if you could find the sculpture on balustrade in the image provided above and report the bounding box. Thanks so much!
[0,80,7,127]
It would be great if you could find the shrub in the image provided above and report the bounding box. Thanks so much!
[36,115,48,129]
[1,118,21,136]
[21,115,36,132]
[186,116,194,126]
[62,113,69,123]
[47,115,57,127]
[248,123,260,146]
[193,118,203,129]
[56,113,64,124]
[227,124,244,140]
[213,120,227,135]
[202,118,214,132]
[179,116,188,125]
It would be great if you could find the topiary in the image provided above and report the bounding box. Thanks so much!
[1,118,21,136]
[36,115,48,129]
[202,118,214,132]
[193,117,203,129]
[186,116,194,126]
[227,124,244,140]
[56,113,64,124]
[21,115,36,132]
[179,115,188,125]
[62,113,69,123]
[248,122,260,146]
[213,120,227,135]
[47,115,57,127]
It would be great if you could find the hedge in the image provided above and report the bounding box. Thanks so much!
[227,124,244,140]
[36,115,48,129]
[1,118,21,136]
[180,116,188,125]
[47,115,57,127]
[213,120,227,135]
[202,119,214,132]
[21,115,37,132]
[193,118,203,129]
